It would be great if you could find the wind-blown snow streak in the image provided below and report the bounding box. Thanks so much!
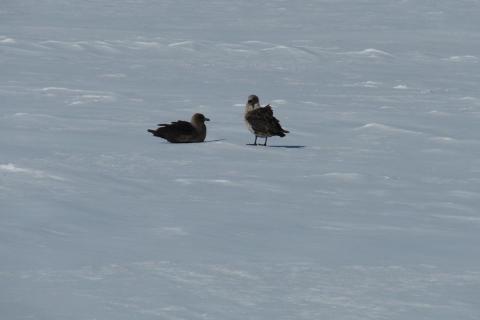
[0,163,65,181]
[342,48,394,58]
[356,123,423,135]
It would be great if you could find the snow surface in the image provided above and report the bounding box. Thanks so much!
[1,0,480,319]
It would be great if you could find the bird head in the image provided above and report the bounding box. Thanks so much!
[192,113,210,125]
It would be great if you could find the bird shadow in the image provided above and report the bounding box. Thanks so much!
[246,144,306,149]
[203,139,226,143]
[268,145,306,149]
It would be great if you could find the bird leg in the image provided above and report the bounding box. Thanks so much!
[253,136,258,145]
[263,137,268,146]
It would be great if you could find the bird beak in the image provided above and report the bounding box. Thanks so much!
[205,117,210,121]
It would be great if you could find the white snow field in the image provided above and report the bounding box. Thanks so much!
[1,0,480,319]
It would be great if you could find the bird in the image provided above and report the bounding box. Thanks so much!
[147,113,210,143]
[244,95,289,146]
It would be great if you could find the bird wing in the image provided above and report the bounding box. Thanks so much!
[158,120,196,135]
[246,106,287,135]
[263,104,274,116]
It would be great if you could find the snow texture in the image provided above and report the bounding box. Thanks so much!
[1,0,480,319]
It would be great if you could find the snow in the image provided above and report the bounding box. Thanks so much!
[1,0,480,319]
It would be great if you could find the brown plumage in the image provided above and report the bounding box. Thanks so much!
[148,113,210,143]
[244,95,289,146]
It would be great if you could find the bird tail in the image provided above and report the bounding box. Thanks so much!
[147,129,157,135]
[276,128,289,137]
